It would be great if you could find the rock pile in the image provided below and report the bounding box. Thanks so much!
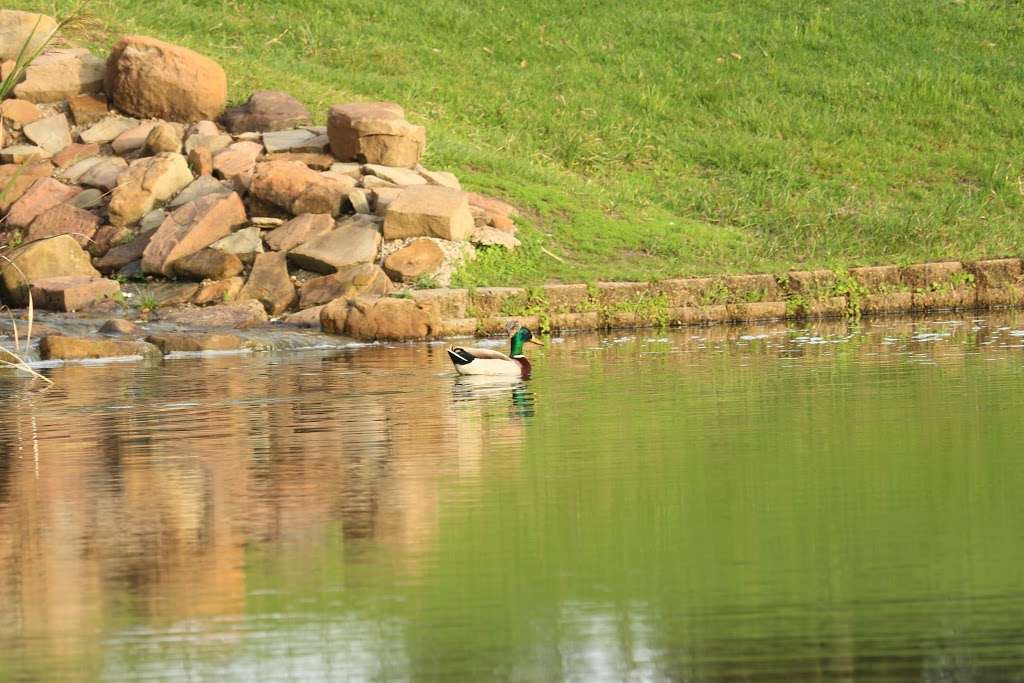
[0,10,519,338]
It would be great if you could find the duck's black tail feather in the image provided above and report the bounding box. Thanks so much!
[447,347,473,365]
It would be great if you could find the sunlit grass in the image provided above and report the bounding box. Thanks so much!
[12,0,1024,285]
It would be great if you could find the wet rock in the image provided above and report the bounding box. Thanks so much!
[318,297,348,334]
[212,140,262,190]
[79,115,139,144]
[169,175,231,208]
[327,102,425,167]
[25,203,100,246]
[51,142,99,169]
[221,90,310,133]
[383,185,473,240]
[141,192,246,275]
[0,234,100,306]
[67,93,109,126]
[14,48,106,103]
[39,335,156,361]
[264,213,334,252]
[6,177,80,229]
[22,113,71,154]
[111,120,159,155]
[0,11,58,61]
[298,262,392,308]
[363,164,426,186]
[30,275,120,312]
[144,121,182,154]
[145,332,244,353]
[281,305,325,327]
[210,226,264,263]
[75,157,127,190]
[95,228,155,273]
[238,251,296,315]
[99,318,141,336]
[158,299,268,328]
[330,295,439,340]
[418,169,460,189]
[287,216,382,274]
[108,153,193,227]
[0,144,50,164]
[171,247,243,281]
[106,35,228,122]
[191,276,244,306]
[1,99,42,128]
[470,226,520,250]
[383,239,443,282]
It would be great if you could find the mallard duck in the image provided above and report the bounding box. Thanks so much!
[447,322,544,378]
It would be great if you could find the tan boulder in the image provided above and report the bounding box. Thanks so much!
[383,185,473,240]
[298,262,392,309]
[249,160,345,216]
[238,251,296,315]
[327,102,425,167]
[108,153,193,227]
[326,295,439,340]
[383,239,444,282]
[105,35,228,122]
[39,335,157,361]
[5,176,80,229]
[1,234,100,306]
[0,11,58,62]
[191,276,244,306]
[29,275,119,312]
[141,191,246,275]
[171,247,243,281]
[287,216,381,274]
[144,121,182,154]
[264,213,334,252]
[14,48,106,103]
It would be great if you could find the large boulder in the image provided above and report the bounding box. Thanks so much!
[221,90,310,133]
[383,239,444,282]
[105,35,227,122]
[238,251,296,315]
[322,295,439,340]
[13,48,106,103]
[327,102,425,167]
[264,213,334,252]
[29,275,119,312]
[287,216,381,274]
[298,262,392,309]
[0,10,58,62]
[108,153,193,227]
[1,234,100,306]
[382,185,473,240]
[141,192,246,275]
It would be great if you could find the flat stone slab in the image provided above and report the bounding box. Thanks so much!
[145,332,244,353]
[287,217,382,274]
[39,335,156,361]
[30,275,120,312]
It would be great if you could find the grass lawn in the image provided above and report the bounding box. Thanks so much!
[17,0,1024,286]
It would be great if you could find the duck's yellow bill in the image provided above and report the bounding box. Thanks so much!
[527,338,545,347]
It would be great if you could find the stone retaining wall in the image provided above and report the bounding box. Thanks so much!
[409,258,1024,338]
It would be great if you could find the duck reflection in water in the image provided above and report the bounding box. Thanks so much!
[451,375,536,419]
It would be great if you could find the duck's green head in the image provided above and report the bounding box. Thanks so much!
[509,325,543,357]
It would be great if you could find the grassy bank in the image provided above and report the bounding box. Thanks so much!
[16,0,1024,286]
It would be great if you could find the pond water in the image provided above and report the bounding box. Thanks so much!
[3,314,1024,682]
